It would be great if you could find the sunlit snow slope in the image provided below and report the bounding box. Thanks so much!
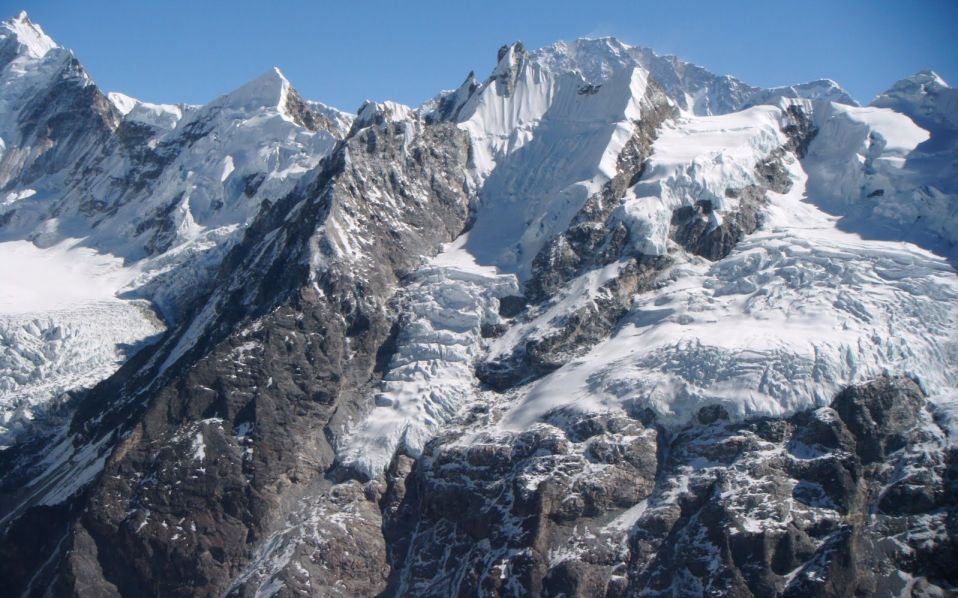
[0,12,351,444]
[3,12,958,595]
[343,41,958,476]
[506,103,957,428]
[1,10,956,484]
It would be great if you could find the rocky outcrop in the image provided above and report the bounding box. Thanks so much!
[494,43,527,97]
[477,255,669,390]
[524,82,676,304]
[0,52,119,191]
[670,105,813,262]
[473,81,676,391]
[378,376,957,596]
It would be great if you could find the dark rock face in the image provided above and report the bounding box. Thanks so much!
[9,367,954,597]
[426,72,481,124]
[2,54,119,192]
[0,114,476,596]
[379,377,958,596]
[381,412,659,596]
[670,181,769,262]
[284,87,330,132]
[477,255,669,390]
[495,42,527,97]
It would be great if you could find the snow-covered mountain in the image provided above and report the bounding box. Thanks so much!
[0,11,956,597]
[0,11,352,446]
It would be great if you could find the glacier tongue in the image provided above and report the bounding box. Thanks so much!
[0,240,164,446]
[339,235,519,477]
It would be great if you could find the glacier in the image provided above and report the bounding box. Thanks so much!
[0,10,957,595]
[0,12,352,444]
[1,9,955,482]
[341,40,958,476]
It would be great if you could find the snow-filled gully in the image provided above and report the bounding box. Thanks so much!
[339,235,519,477]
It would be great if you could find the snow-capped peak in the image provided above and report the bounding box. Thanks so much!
[874,69,951,102]
[107,91,183,130]
[1,10,58,60]
[419,71,480,122]
[208,66,291,113]
[904,69,949,89]
[872,69,958,131]
[761,78,858,106]
[107,91,138,116]
[534,37,635,84]
[492,41,526,78]
[352,99,416,130]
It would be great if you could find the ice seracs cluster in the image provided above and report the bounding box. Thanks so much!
[339,236,519,476]
[345,37,958,472]
[3,9,953,472]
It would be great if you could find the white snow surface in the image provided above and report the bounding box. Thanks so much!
[338,38,958,474]
[2,14,957,486]
[449,38,859,281]
[534,38,858,116]
[801,98,958,248]
[108,92,184,130]
[0,13,352,447]
[1,47,349,316]
[872,70,958,131]
[501,106,958,429]
[1,11,55,60]
[0,240,164,446]
[457,45,660,279]
[617,104,787,256]
[339,235,519,477]
[354,100,417,129]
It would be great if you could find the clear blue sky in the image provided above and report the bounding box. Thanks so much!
[14,1,958,112]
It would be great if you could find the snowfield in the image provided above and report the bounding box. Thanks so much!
[345,53,958,473]
[506,155,958,429]
[2,10,958,594]
[0,13,352,446]
[0,240,164,446]
[616,104,787,256]
[497,100,957,430]
[457,50,661,279]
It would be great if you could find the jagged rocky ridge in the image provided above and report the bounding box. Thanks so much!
[0,11,956,597]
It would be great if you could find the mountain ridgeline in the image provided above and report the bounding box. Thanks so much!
[0,11,957,597]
